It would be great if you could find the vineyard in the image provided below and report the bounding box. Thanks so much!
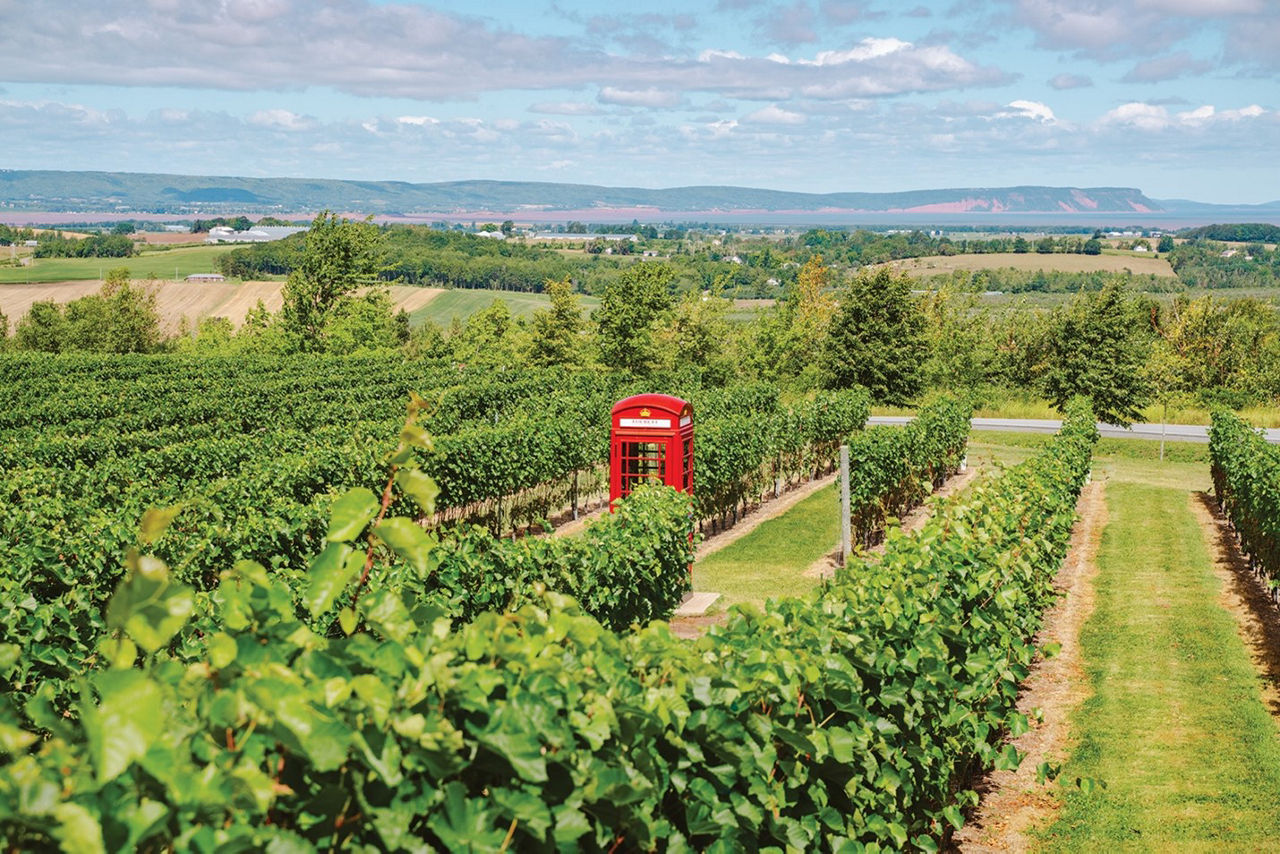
[1210,410,1280,595]
[0,347,1117,850]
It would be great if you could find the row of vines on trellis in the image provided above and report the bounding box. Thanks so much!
[1209,410,1280,598]
[0,398,1097,851]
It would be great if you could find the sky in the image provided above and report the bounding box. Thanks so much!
[0,0,1277,204]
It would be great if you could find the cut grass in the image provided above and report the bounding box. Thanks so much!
[1038,482,1280,850]
[0,244,233,283]
[968,431,1212,491]
[887,251,1176,278]
[873,397,1280,430]
[692,485,838,610]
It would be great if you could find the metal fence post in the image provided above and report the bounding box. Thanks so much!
[840,444,851,567]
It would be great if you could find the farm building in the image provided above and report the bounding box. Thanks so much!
[205,225,307,244]
[185,273,226,282]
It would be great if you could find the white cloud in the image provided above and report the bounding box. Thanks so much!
[1001,100,1056,123]
[529,101,603,116]
[0,1,1011,104]
[742,105,807,125]
[248,109,313,131]
[598,87,684,108]
[396,115,439,126]
[1048,73,1093,90]
[1099,101,1269,131]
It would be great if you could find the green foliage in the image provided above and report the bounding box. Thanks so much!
[1042,282,1153,426]
[1179,223,1280,243]
[14,301,68,352]
[845,397,972,546]
[528,277,588,367]
[430,485,694,631]
[12,273,160,354]
[595,263,675,373]
[281,211,383,350]
[32,232,135,259]
[822,266,927,405]
[0,398,1096,851]
[1210,410,1280,584]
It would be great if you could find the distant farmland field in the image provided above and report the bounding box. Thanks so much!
[0,245,232,284]
[0,279,446,335]
[887,251,1176,278]
[409,288,601,327]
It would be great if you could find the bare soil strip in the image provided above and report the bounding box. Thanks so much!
[1190,492,1280,717]
[953,477,1108,853]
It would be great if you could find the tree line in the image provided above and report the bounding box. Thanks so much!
[5,211,1279,421]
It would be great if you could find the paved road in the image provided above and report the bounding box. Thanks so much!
[867,415,1280,444]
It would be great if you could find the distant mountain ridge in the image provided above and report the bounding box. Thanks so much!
[0,169,1177,216]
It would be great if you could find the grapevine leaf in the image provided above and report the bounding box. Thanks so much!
[52,803,105,854]
[395,468,439,515]
[304,543,359,618]
[139,506,180,546]
[106,552,195,653]
[82,669,165,784]
[374,517,434,574]
[327,488,379,542]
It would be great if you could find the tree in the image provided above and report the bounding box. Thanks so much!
[281,211,382,350]
[529,277,587,367]
[323,289,408,354]
[15,302,67,352]
[1041,281,1152,426]
[1013,236,1030,254]
[660,292,736,384]
[450,299,527,368]
[595,263,674,374]
[821,266,927,405]
[779,255,838,387]
[1082,238,1103,255]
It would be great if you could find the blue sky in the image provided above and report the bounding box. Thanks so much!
[0,0,1276,203]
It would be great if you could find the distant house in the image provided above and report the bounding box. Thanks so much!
[472,231,507,240]
[185,273,226,282]
[1133,244,1149,252]
[23,240,37,247]
[1221,249,1238,258]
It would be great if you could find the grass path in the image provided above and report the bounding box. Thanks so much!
[1039,482,1280,850]
[690,485,837,610]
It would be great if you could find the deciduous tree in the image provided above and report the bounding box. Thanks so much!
[1042,281,1152,426]
[821,266,927,405]
[282,211,382,350]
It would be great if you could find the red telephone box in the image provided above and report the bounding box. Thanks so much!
[609,394,694,507]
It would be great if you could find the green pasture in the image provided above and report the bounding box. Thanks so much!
[0,245,232,283]
[409,288,601,328]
